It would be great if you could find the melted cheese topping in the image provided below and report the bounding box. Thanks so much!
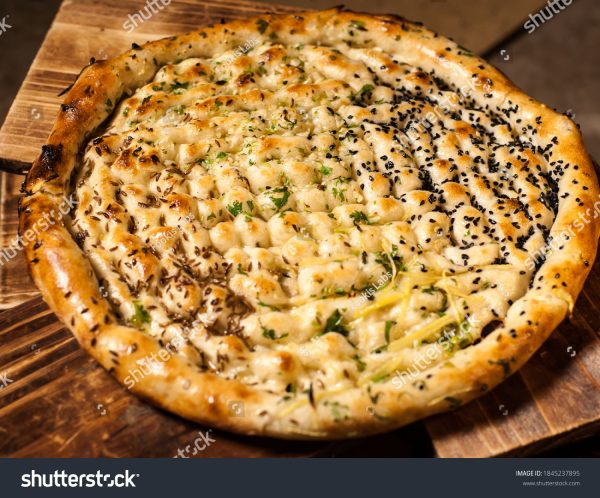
[69,37,558,407]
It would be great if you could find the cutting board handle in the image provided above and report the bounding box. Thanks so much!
[0,157,31,175]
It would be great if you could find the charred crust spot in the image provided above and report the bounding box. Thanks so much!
[380,13,410,23]
[481,320,503,338]
[27,144,63,186]
[61,103,76,113]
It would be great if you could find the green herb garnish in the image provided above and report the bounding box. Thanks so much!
[268,186,290,210]
[352,84,374,104]
[350,210,370,225]
[131,302,151,327]
[320,165,332,176]
[256,19,269,34]
[349,20,367,31]
[322,309,349,336]
[384,320,395,344]
[353,354,367,372]
[226,201,243,217]
[257,300,280,311]
[169,80,189,93]
[262,326,288,340]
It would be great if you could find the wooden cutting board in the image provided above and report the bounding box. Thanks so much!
[1,270,598,457]
[0,0,598,457]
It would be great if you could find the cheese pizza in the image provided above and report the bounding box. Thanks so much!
[20,8,600,438]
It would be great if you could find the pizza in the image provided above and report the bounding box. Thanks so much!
[20,8,600,439]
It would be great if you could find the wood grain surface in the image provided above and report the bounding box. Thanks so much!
[0,173,39,308]
[0,297,433,457]
[0,0,598,457]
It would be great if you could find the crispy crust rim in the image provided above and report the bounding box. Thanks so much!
[19,8,600,439]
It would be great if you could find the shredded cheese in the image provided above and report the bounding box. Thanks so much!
[353,290,409,319]
[357,314,458,385]
[388,313,457,352]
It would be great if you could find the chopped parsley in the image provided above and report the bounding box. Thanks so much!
[131,302,151,327]
[268,186,290,210]
[350,210,370,225]
[375,246,406,275]
[226,201,243,217]
[257,300,280,311]
[372,372,389,383]
[353,354,367,372]
[169,80,189,93]
[319,164,332,176]
[349,20,367,31]
[439,321,473,352]
[456,46,474,57]
[332,186,346,202]
[327,401,349,422]
[322,309,349,336]
[262,326,288,340]
[352,84,374,104]
[256,18,269,34]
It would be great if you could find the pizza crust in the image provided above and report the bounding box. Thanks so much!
[20,8,600,439]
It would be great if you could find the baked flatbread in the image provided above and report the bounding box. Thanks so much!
[20,8,600,438]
